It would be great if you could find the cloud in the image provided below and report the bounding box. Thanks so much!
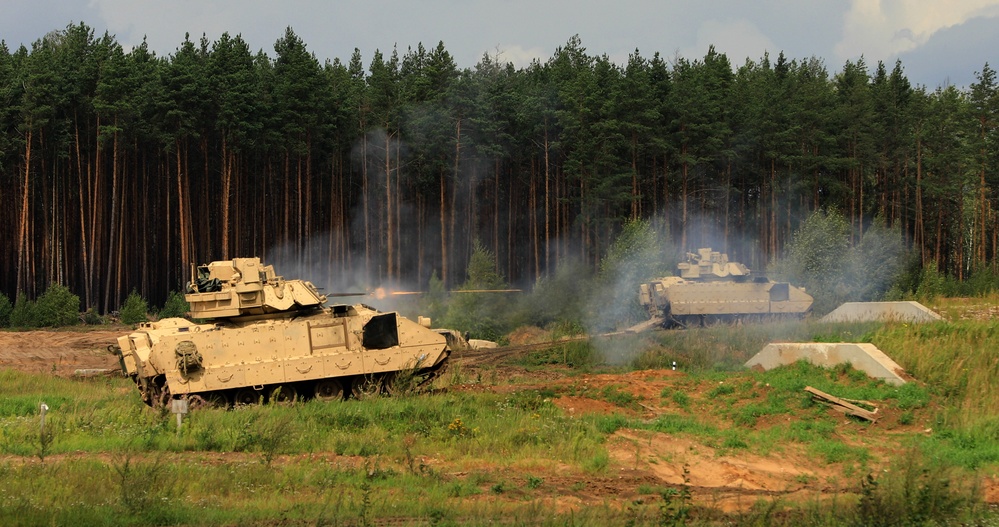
[482,44,548,69]
[680,18,778,63]
[897,14,999,88]
[835,0,999,62]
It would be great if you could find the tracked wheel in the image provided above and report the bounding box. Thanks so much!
[380,373,399,396]
[203,392,230,408]
[188,392,229,410]
[313,379,345,401]
[269,384,299,404]
[187,394,208,410]
[234,388,262,406]
[350,375,383,400]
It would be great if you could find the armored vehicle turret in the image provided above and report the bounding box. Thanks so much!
[639,248,813,327]
[111,258,450,407]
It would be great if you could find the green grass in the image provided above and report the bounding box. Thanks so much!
[4,311,999,525]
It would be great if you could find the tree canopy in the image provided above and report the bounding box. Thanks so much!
[1,24,997,312]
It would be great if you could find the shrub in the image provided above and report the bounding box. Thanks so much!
[591,218,676,331]
[158,291,190,319]
[915,265,948,301]
[440,241,512,341]
[33,284,80,327]
[0,292,12,327]
[773,211,911,315]
[9,293,34,327]
[119,290,149,325]
[80,308,105,325]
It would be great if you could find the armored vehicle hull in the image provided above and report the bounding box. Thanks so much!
[639,248,813,327]
[112,258,449,407]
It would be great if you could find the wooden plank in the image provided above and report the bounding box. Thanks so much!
[805,386,879,422]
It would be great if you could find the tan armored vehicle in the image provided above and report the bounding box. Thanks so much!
[639,248,813,327]
[111,258,449,407]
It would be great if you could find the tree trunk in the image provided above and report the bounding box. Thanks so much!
[915,137,925,265]
[385,130,393,282]
[494,157,500,265]
[531,159,539,282]
[103,125,120,313]
[362,134,370,280]
[544,119,551,276]
[448,117,462,287]
[176,140,189,286]
[680,143,688,250]
[75,119,92,308]
[440,170,447,286]
[16,127,32,300]
[221,135,231,259]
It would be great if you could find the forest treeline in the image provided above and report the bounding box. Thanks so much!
[2,23,998,313]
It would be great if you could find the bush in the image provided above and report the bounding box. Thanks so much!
[7,285,81,328]
[34,284,80,327]
[914,265,946,300]
[0,293,12,327]
[9,293,35,327]
[773,211,911,315]
[119,290,149,325]
[158,291,190,319]
[513,261,592,330]
[591,218,675,331]
[80,308,105,325]
[440,241,512,341]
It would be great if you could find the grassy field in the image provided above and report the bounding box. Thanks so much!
[2,301,998,526]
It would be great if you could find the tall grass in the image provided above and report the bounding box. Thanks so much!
[632,319,884,371]
[863,319,999,469]
[4,312,999,524]
[0,368,620,524]
[873,320,999,427]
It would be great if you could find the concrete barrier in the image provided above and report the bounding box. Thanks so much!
[745,342,907,385]
[820,301,942,323]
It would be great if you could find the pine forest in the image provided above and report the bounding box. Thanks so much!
[2,23,998,313]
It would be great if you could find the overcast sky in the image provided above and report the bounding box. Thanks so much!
[5,0,999,89]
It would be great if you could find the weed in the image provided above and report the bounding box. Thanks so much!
[388,361,425,396]
[708,383,735,398]
[526,475,543,489]
[720,430,748,450]
[808,438,869,465]
[401,433,418,473]
[601,384,637,408]
[795,473,816,485]
[520,341,597,369]
[583,449,609,473]
[854,448,979,527]
[241,413,295,466]
[447,417,474,439]
[593,413,628,434]
[507,389,555,412]
[670,390,690,409]
[447,480,479,498]
[658,465,691,526]
[734,400,784,427]
[36,426,54,462]
[357,480,372,527]
[111,452,175,515]
[648,414,715,436]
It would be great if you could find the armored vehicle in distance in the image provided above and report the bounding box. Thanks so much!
[639,248,813,328]
[111,257,449,407]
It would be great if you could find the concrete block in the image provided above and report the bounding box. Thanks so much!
[746,342,907,385]
[820,301,942,323]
